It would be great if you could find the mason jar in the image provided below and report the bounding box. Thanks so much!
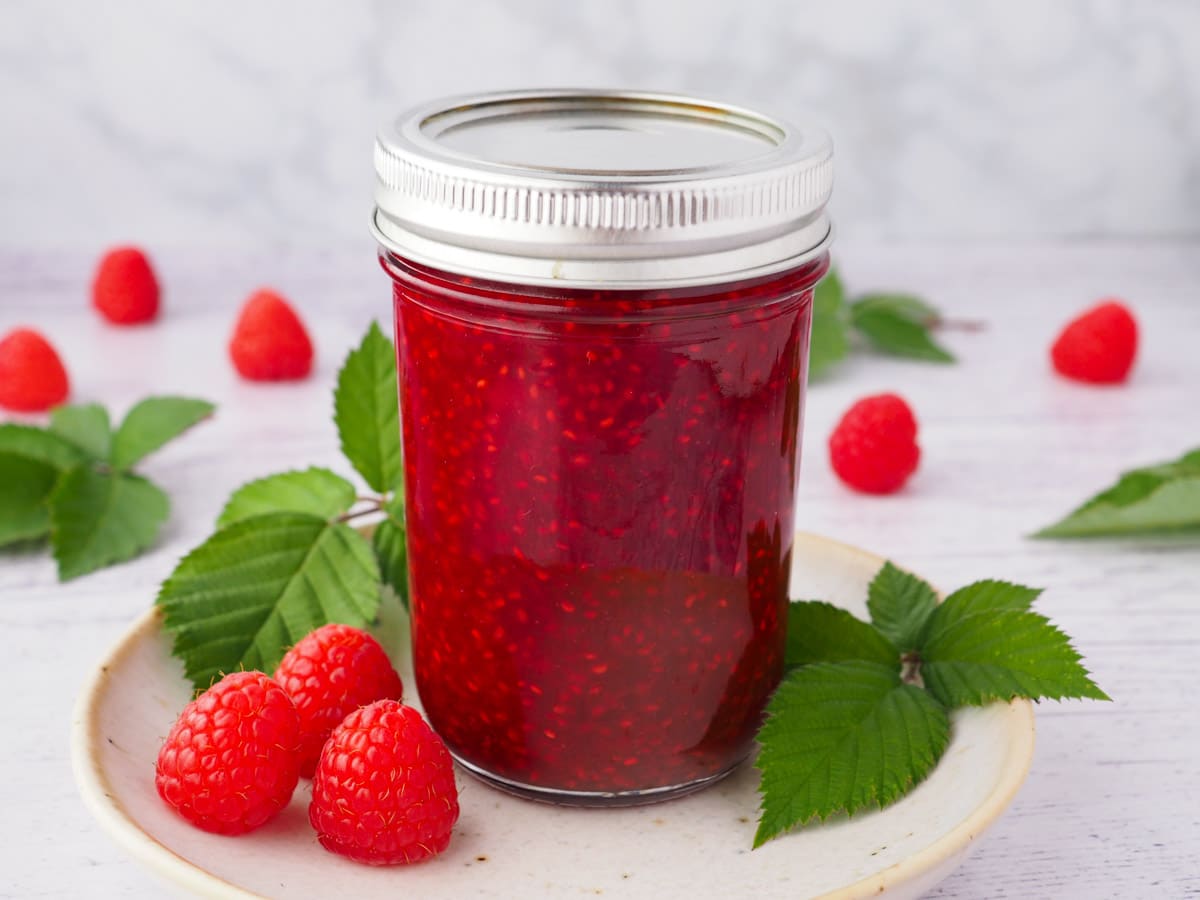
[373,90,832,805]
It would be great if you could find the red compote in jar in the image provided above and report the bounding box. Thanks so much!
[372,90,833,805]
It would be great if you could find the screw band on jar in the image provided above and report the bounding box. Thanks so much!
[374,90,833,289]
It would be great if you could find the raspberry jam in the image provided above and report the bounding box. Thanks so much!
[373,90,833,803]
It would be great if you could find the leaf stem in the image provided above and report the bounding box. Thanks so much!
[336,502,384,524]
[930,317,987,333]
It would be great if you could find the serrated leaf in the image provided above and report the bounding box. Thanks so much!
[918,580,1042,644]
[1138,448,1200,479]
[0,426,87,546]
[110,396,215,470]
[1035,448,1200,537]
[754,661,949,847]
[0,455,61,545]
[786,601,898,669]
[217,467,356,528]
[157,512,381,691]
[808,268,850,380]
[50,404,112,460]
[0,424,89,469]
[921,609,1109,707]
[334,322,402,492]
[372,494,409,609]
[866,562,939,652]
[49,466,169,580]
[850,301,955,363]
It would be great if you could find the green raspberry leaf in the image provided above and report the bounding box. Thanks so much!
[754,661,949,848]
[851,293,941,325]
[786,601,898,669]
[849,297,955,364]
[919,580,1042,643]
[866,562,939,652]
[0,425,88,546]
[50,404,113,461]
[157,512,381,691]
[808,268,850,380]
[334,322,402,493]
[49,466,169,580]
[0,424,89,470]
[110,396,215,470]
[1034,448,1200,537]
[217,467,357,528]
[921,609,1109,708]
[1137,448,1200,479]
[372,493,409,609]
[0,455,62,546]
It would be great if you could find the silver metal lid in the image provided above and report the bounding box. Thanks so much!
[372,90,833,288]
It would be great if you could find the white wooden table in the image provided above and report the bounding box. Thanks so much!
[2,242,1197,898]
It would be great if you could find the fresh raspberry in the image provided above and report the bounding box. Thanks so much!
[92,246,160,324]
[309,700,459,865]
[228,289,314,381]
[1051,300,1138,384]
[155,671,302,836]
[0,328,70,412]
[274,624,405,777]
[828,393,920,494]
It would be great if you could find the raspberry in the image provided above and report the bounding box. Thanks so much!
[228,289,314,381]
[155,671,302,835]
[274,624,405,777]
[828,393,920,494]
[1051,300,1138,384]
[92,246,160,324]
[0,328,70,412]
[309,700,459,865]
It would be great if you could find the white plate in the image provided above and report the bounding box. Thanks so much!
[72,532,1034,900]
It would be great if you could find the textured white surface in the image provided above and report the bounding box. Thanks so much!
[1,1,1199,248]
[71,536,1034,900]
[2,240,1199,898]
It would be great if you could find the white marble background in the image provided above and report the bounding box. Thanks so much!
[1,0,1198,251]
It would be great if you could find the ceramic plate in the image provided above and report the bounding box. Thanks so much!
[72,532,1034,899]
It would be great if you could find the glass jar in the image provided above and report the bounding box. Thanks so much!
[373,91,833,805]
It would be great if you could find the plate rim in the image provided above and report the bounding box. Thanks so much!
[71,531,1035,900]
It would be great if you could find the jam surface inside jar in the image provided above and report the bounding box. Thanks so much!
[388,254,827,800]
